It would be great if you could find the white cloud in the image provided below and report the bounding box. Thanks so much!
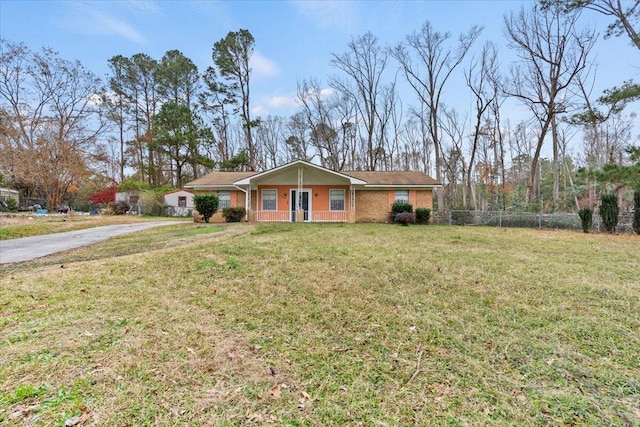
[290,0,355,31]
[252,105,267,116]
[320,88,334,97]
[268,96,298,109]
[251,51,280,79]
[58,2,146,44]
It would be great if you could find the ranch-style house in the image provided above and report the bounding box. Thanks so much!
[184,160,441,223]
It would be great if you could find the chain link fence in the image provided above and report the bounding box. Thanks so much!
[431,210,636,233]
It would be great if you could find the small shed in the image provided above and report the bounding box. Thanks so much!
[115,190,141,213]
[163,189,194,216]
[0,188,19,208]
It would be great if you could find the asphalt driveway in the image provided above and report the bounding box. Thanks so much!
[0,221,184,264]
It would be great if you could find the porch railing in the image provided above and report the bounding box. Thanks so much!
[255,211,291,222]
[254,210,349,222]
[311,211,349,222]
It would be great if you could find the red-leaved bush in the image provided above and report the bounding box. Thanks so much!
[394,212,416,226]
[89,186,117,205]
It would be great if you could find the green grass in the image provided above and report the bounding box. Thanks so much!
[0,213,190,240]
[1,223,639,426]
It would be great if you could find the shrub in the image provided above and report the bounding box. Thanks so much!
[222,206,246,223]
[415,207,431,224]
[4,197,18,212]
[600,193,619,234]
[394,212,416,226]
[194,194,219,223]
[450,210,474,225]
[391,201,413,219]
[633,187,640,235]
[578,207,593,233]
[108,201,129,215]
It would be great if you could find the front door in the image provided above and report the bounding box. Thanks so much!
[291,189,310,222]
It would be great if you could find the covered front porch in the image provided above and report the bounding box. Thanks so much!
[235,162,364,223]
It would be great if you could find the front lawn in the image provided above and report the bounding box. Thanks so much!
[1,223,638,425]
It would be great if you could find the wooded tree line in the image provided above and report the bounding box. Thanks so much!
[1,1,638,212]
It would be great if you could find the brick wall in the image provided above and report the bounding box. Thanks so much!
[415,190,433,211]
[355,189,434,223]
[355,190,390,222]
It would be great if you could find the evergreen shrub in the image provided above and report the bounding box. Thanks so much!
[600,193,619,234]
[194,194,219,223]
[222,206,246,222]
[391,201,413,219]
[633,187,640,235]
[578,207,593,233]
[415,208,431,224]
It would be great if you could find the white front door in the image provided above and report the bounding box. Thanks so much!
[290,189,311,222]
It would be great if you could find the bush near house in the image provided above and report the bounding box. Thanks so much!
[108,201,129,215]
[394,212,416,226]
[391,201,413,221]
[194,194,219,223]
[2,197,18,212]
[415,207,431,224]
[222,206,246,223]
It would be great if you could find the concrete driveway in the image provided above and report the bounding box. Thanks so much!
[0,221,185,264]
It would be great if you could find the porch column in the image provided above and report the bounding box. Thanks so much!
[297,166,304,222]
[245,185,250,222]
[349,185,356,223]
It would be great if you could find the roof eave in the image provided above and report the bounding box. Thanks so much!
[362,184,443,188]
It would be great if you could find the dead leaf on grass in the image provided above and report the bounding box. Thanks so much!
[270,383,281,398]
[170,406,186,416]
[9,404,39,420]
[64,407,91,426]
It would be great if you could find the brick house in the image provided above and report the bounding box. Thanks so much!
[184,160,441,223]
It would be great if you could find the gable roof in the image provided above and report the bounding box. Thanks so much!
[234,160,366,186]
[184,161,441,189]
[163,189,194,196]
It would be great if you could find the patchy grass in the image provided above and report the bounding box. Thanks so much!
[1,224,638,426]
[0,213,190,240]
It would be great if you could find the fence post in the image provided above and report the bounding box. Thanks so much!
[499,210,502,228]
[448,210,452,226]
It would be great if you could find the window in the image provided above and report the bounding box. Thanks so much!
[178,196,187,207]
[218,191,230,209]
[395,190,409,203]
[330,189,345,211]
[262,189,277,211]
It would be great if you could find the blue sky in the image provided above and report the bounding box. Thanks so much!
[1,0,638,122]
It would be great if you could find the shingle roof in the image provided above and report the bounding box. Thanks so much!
[185,171,256,187]
[344,171,440,186]
[184,167,440,188]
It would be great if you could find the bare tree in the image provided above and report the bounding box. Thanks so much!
[440,107,468,207]
[285,112,313,162]
[504,4,595,205]
[391,21,482,210]
[0,40,107,209]
[330,32,392,171]
[255,115,287,170]
[464,42,500,209]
